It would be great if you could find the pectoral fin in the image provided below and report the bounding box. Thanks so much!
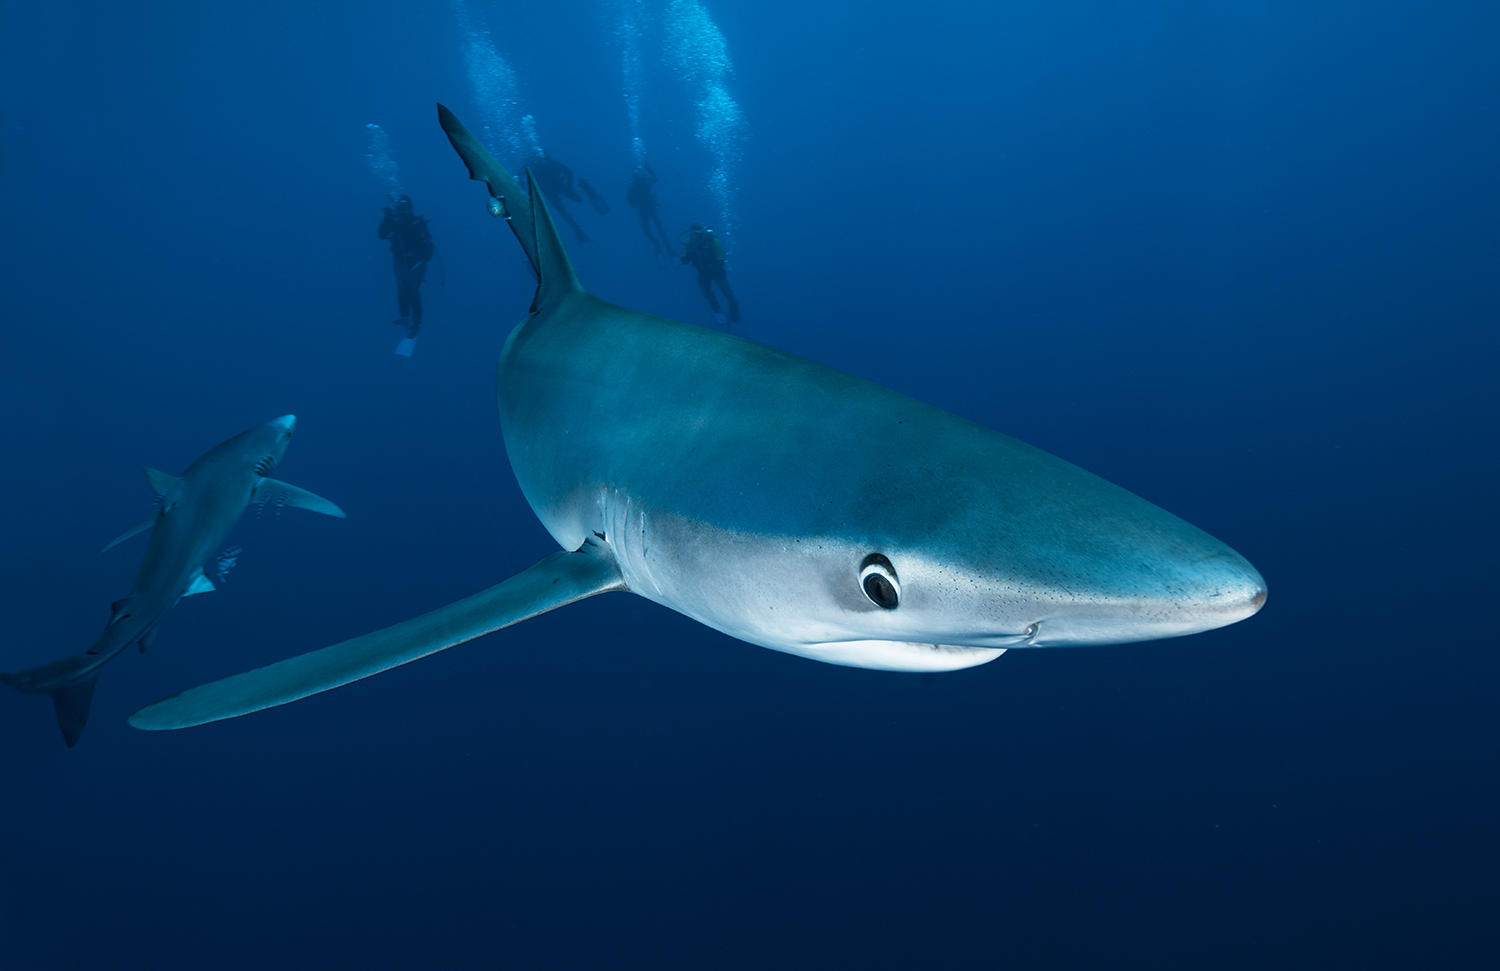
[130,538,626,731]
[184,570,216,596]
[254,478,347,518]
[102,514,157,552]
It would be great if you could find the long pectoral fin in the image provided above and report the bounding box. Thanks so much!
[129,539,626,732]
[102,514,157,552]
[254,478,347,518]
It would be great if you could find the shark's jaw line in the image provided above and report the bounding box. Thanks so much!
[125,106,1264,735]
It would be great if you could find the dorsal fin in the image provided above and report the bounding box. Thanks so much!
[525,168,584,316]
[436,102,538,274]
[144,468,179,498]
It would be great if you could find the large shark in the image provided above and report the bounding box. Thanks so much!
[129,106,1265,734]
[4,415,345,746]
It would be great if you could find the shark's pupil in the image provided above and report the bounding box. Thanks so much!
[858,554,900,609]
[863,573,898,609]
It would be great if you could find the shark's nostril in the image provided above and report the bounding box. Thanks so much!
[1250,587,1267,610]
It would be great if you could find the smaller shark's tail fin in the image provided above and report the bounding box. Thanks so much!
[2,655,104,747]
[52,677,99,748]
[525,168,585,316]
[436,103,538,274]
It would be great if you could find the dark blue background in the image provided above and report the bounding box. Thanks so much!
[2,1,1496,967]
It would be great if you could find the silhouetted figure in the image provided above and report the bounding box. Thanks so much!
[681,224,739,325]
[527,151,590,244]
[627,164,670,255]
[377,195,434,339]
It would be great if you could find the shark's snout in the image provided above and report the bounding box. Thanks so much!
[272,415,297,432]
[1226,559,1268,619]
[1153,548,1267,638]
[1009,541,1267,648]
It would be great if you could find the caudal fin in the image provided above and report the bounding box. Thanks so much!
[52,677,99,747]
[2,652,108,747]
[436,103,538,273]
[436,104,584,318]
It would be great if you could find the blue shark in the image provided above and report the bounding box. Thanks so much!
[4,416,345,746]
[128,106,1265,734]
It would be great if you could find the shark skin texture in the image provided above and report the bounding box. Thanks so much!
[128,106,1264,734]
[3,416,345,746]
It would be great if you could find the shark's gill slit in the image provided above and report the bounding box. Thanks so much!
[859,554,900,609]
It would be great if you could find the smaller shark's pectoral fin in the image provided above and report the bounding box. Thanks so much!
[102,514,157,552]
[254,478,347,518]
[184,571,216,597]
[137,627,158,654]
[130,538,626,732]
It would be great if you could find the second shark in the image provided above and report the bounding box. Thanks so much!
[1,415,345,746]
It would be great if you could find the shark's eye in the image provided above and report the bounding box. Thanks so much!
[859,554,900,609]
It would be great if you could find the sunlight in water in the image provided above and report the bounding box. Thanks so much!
[453,0,527,167]
[363,123,404,199]
[664,0,744,246]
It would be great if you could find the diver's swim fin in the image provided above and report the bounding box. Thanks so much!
[395,336,417,357]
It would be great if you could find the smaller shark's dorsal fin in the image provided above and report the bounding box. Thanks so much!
[102,514,157,553]
[184,569,216,597]
[253,479,348,518]
[526,168,585,316]
[436,103,538,274]
[144,468,179,498]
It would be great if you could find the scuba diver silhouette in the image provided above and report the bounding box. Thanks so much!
[681,224,740,325]
[627,163,670,256]
[527,150,595,245]
[377,195,435,351]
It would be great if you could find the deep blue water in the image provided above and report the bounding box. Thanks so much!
[1,1,1496,967]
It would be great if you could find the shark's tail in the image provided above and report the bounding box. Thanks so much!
[437,103,537,273]
[1,654,104,747]
[436,103,583,317]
